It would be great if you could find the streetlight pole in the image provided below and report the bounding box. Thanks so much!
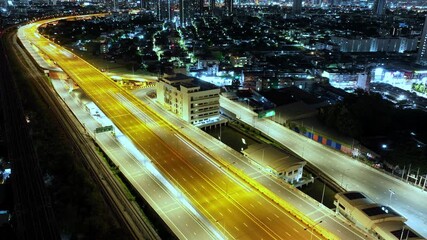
[221,161,236,196]
[340,169,350,189]
[321,182,326,205]
[388,188,395,207]
[305,220,323,240]
[215,219,225,234]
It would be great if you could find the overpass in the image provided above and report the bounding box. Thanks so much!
[220,96,427,238]
[18,16,333,240]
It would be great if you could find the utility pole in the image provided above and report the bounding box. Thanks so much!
[406,164,411,182]
[321,182,326,205]
[388,188,395,207]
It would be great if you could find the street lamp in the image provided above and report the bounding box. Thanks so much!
[241,138,247,152]
[304,220,323,240]
[219,161,236,196]
[388,188,395,207]
[340,169,350,189]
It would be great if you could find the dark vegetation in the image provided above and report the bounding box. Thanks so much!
[318,90,427,173]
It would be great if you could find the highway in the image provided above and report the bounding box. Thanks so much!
[19,16,330,239]
[132,88,370,240]
[8,27,160,239]
[220,96,427,238]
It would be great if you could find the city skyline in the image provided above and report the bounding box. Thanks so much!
[1,2,427,240]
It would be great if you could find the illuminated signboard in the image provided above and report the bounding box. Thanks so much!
[95,125,114,133]
[258,110,275,119]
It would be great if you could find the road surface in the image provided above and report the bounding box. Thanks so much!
[19,16,329,240]
[221,96,427,238]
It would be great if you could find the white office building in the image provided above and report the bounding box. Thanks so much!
[156,73,221,126]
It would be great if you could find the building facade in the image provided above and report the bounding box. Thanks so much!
[179,0,204,26]
[292,0,302,14]
[373,0,386,16]
[224,0,233,15]
[242,143,307,185]
[417,16,427,66]
[156,74,221,125]
[331,36,418,53]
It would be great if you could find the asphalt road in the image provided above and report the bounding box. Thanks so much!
[133,88,371,240]
[19,17,326,240]
[221,96,427,238]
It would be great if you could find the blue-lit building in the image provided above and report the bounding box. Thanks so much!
[373,0,386,16]
[292,0,302,14]
[417,16,427,66]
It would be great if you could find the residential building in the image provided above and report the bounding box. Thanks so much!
[242,143,308,185]
[334,191,424,240]
[330,37,418,53]
[230,55,251,67]
[156,73,221,126]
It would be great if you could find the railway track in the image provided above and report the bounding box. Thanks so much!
[0,29,59,240]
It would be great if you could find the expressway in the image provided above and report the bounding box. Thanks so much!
[19,16,330,239]
[221,97,427,238]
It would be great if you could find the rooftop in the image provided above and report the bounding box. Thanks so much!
[362,206,399,217]
[343,192,366,200]
[161,74,219,91]
[335,191,375,207]
[163,73,193,83]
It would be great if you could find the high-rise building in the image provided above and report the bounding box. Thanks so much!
[373,0,386,16]
[417,16,427,66]
[157,0,172,21]
[180,0,204,26]
[292,0,302,14]
[210,0,215,15]
[224,0,233,15]
[179,0,185,25]
[0,0,7,8]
